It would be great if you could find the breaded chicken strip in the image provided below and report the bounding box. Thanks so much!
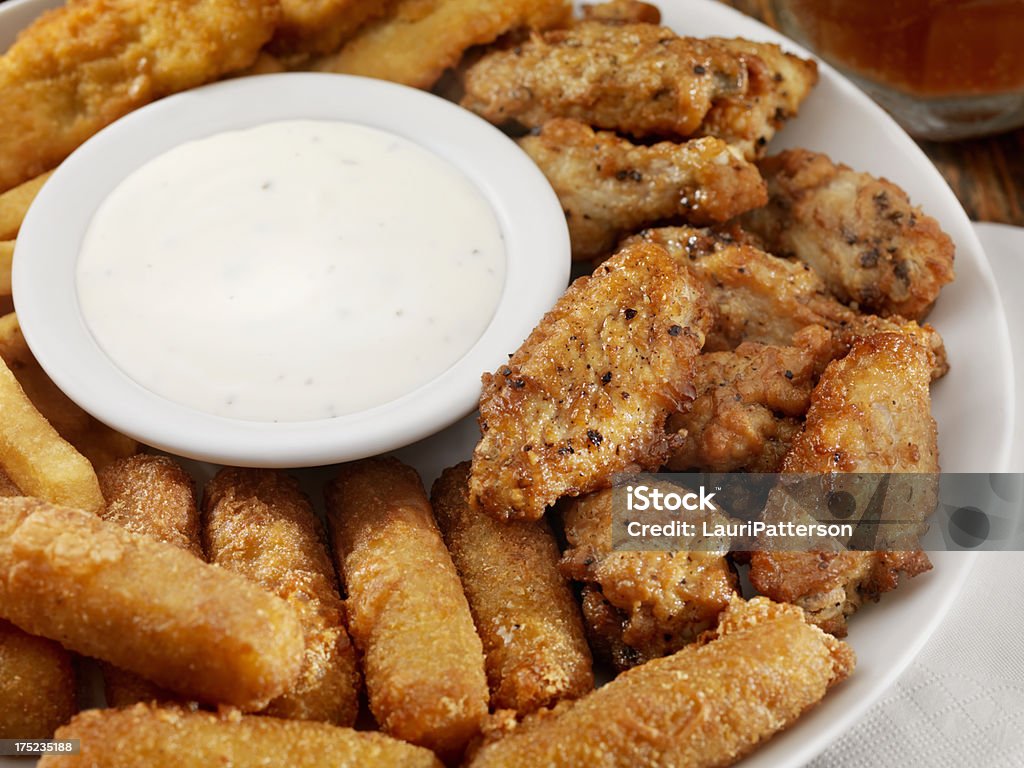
[270,0,401,59]
[432,463,593,715]
[469,597,854,768]
[749,332,937,635]
[741,149,955,319]
[559,487,736,671]
[470,242,713,522]
[518,119,767,260]
[311,0,571,89]
[580,0,661,25]
[0,0,279,193]
[626,226,949,378]
[667,325,836,473]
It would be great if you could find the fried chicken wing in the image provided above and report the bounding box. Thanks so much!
[559,487,736,670]
[469,597,854,768]
[519,119,766,260]
[0,0,279,193]
[311,0,571,89]
[741,149,955,319]
[470,241,713,522]
[749,332,937,635]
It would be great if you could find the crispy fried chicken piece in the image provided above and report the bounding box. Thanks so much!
[269,0,401,59]
[698,38,818,159]
[559,487,736,670]
[666,325,836,472]
[310,0,571,89]
[518,119,766,260]
[470,241,713,521]
[580,0,661,25]
[626,226,949,378]
[0,0,279,193]
[741,149,955,319]
[749,332,937,635]
[461,22,750,139]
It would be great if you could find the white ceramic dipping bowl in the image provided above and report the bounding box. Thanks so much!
[13,73,570,467]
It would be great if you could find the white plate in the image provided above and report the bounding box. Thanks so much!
[0,0,1016,766]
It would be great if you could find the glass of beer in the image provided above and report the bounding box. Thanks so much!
[771,0,1024,140]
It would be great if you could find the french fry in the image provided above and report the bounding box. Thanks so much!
[0,171,52,240]
[0,619,75,739]
[0,356,103,512]
[0,497,304,710]
[0,241,12,296]
[0,313,138,470]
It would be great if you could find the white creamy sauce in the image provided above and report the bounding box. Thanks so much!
[77,120,506,422]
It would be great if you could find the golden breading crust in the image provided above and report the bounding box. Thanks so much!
[580,0,661,25]
[741,149,955,319]
[461,22,749,138]
[0,0,279,193]
[431,463,593,714]
[311,0,572,89]
[0,619,75,739]
[749,332,937,635]
[0,171,53,240]
[518,119,767,260]
[559,487,736,671]
[270,0,401,58]
[325,458,488,760]
[0,497,304,710]
[470,241,714,522]
[39,704,444,768]
[468,597,854,768]
[203,469,360,726]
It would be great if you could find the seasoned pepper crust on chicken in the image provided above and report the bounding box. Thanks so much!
[749,332,937,635]
[741,149,955,320]
[470,241,713,522]
[0,0,280,193]
[518,119,767,260]
[559,486,736,670]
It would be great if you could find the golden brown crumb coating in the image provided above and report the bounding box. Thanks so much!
[0,619,75,739]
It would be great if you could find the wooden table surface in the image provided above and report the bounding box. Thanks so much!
[723,0,1024,226]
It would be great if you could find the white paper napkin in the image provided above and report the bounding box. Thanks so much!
[809,223,1024,767]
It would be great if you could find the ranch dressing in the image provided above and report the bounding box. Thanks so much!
[76,120,506,422]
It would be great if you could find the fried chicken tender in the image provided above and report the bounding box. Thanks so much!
[431,463,593,714]
[469,596,854,768]
[270,0,401,59]
[0,497,304,710]
[0,620,75,739]
[0,171,53,240]
[39,704,444,768]
[97,454,201,707]
[204,469,360,726]
[667,325,836,472]
[0,0,279,193]
[741,149,955,319]
[326,458,488,760]
[518,119,767,260]
[627,226,949,378]
[580,0,661,25]
[311,0,571,89]
[559,487,736,670]
[470,242,713,522]
[461,22,749,139]
[750,332,937,635]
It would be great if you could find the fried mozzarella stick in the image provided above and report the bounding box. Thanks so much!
[431,463,593,714]
[326,458,488,759]
[204,468,360,726]
[741,149,955,319]
[39,704,443,768]
[0,171,53,240]
[470,242,713,522]
[469,597,854,767]
[0,497,303,710]
[0,0,280,193]
[0,620,75,739]
[97,455,200,707]
[518,119,766,260]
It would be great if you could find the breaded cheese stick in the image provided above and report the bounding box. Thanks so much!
[469,597,854,767]
[0,619,75,739]
[326,457,488,759]
[203,468,360,726]
[0,497,303,710]
[39,704,443,768]
[0,171,53,240]
[97,454,201,706]
[431,462,593,714]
